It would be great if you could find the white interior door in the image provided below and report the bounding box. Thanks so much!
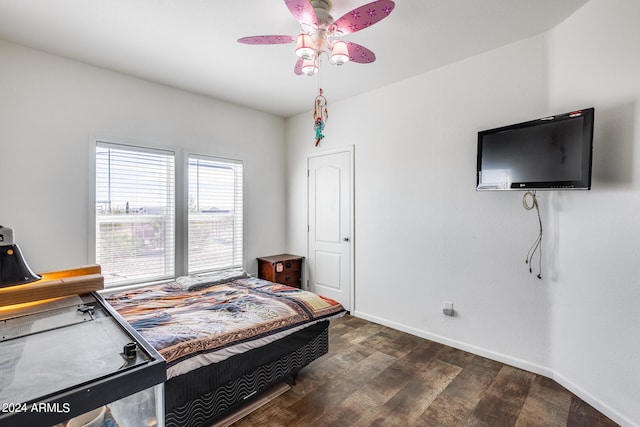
[307,149,353,311]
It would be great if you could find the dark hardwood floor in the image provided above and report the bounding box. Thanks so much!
[232,314,619,426]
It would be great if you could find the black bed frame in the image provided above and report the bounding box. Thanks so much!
[164,320,329,427]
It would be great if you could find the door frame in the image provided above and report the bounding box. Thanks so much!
[306,145,355,313]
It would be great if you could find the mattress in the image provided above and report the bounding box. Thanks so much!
[105,276,345,379]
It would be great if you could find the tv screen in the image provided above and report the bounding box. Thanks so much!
[476,108,594,190]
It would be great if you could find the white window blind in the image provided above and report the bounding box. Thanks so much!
[96,143,175,287]
[188,155,243,274]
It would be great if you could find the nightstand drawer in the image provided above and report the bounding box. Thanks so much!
[257,254,304,289]
[275,271,301,286]
[277,259,300,273]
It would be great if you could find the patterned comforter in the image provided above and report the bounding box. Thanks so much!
[105,276,345,378]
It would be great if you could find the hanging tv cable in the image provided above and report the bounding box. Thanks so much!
[523,191,543,279]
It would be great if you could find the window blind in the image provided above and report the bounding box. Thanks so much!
[96,142,175,287]
[187,155,243,274]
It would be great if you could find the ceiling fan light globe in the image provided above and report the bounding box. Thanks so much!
[331,54,349,65]
[301,58,319,76]
[295,34,315,59]
[296,48,315,60]
[330,41,350,65]
[303,66,318,76]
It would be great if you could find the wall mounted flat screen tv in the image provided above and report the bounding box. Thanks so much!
[476,108,594,190]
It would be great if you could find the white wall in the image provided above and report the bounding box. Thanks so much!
[0,40,287,275]
[547,1,640,425]
[285,1,639,425]
[286,35,552,369]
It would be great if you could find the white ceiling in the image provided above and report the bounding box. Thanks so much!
[0,0,589,117]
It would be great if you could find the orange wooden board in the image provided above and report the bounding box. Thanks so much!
[0,265,104,307]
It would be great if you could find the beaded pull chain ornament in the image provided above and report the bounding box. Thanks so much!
[313,88,328,147]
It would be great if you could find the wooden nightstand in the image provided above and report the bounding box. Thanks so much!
[257,254,304,288]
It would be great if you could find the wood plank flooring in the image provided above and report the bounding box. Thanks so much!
[231,315,619,427]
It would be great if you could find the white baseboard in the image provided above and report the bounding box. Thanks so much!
[551,371,638,427]
[353,310,553,376]
[352,310,637,427]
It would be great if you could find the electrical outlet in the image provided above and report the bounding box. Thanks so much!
[443,301,454,316]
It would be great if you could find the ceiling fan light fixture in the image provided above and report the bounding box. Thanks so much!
[295,34,315,60]
[238,0,395,75]
[301,57,319,76]
[330,41,350,65]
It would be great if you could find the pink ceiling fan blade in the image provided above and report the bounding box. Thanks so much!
[294,57,305,75]
[284,0,318,26]
[238,35,295,45]
[344,41,376,63]
[333,0,395,35]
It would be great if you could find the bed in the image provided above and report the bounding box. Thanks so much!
[104,272,345,427]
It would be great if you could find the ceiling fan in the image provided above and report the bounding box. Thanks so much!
[238,0,396,76]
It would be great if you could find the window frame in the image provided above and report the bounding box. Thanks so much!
[186,153,244,275]
[89,137,245,289]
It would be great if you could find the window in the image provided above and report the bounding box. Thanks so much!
[188,155,243,273]
[94,141,243,288]
[95,143,175,286]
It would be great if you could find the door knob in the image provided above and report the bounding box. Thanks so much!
[342,237,350,242]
